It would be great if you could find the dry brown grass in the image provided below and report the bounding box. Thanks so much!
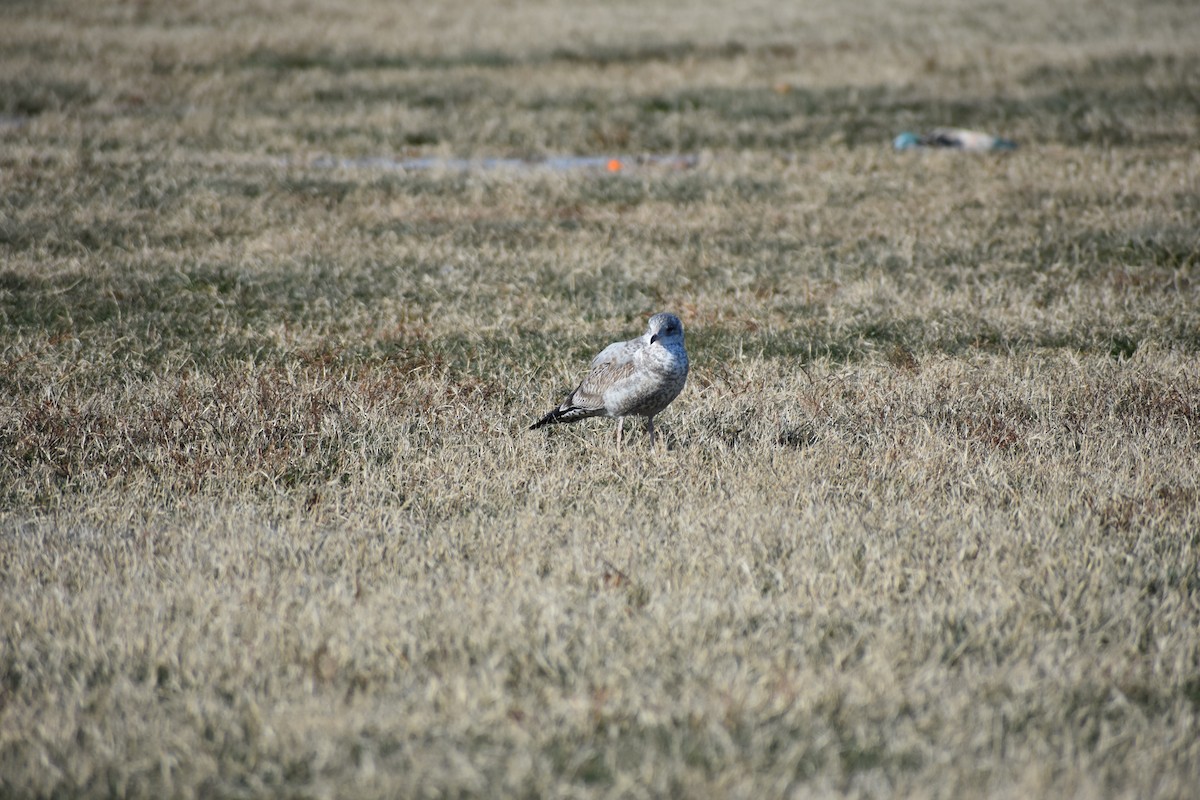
[3,0,1200,797]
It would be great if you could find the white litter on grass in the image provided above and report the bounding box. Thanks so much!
[894,128,1017,152]
[310,153,699,172]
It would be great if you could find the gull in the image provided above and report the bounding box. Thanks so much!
[530,312,689,447]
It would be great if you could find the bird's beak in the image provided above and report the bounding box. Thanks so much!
[649,332,660,344]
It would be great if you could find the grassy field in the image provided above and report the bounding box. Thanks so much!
[2,0,1200,796]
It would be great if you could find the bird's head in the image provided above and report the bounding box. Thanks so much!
[647,312,684,345]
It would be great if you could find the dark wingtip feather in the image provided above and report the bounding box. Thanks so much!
[531,403,598,430]
[530,409,562,430]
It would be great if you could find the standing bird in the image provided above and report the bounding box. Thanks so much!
[530,312,689,448]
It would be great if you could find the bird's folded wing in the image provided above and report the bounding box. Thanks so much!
[569,341,642,410]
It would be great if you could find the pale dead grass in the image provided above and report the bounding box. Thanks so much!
[3,352,1199,798]
[2,0,1200,797]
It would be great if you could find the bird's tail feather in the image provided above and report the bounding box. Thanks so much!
[529,409,564,430]
[529,405,599,430]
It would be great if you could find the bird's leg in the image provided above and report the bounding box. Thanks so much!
[646,416,656,447]
[616,416,624,452]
